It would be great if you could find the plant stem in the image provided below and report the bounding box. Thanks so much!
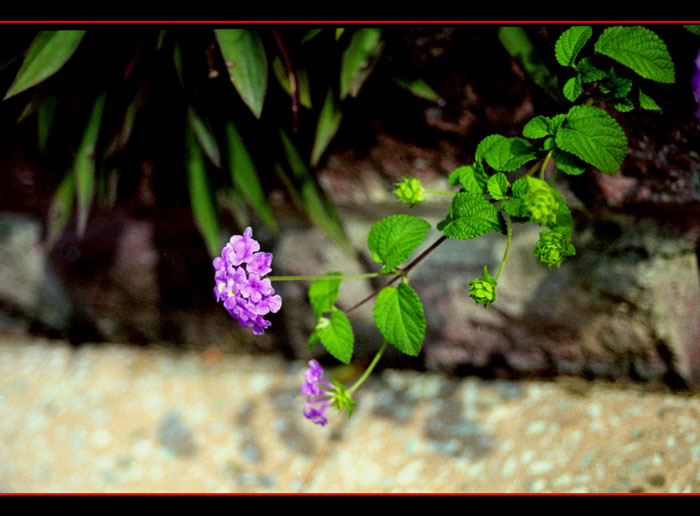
[495,212,512,281]
[348,339,387,395]
[345,235,447,314]
[269,272,380,282]
[539,149,553,181]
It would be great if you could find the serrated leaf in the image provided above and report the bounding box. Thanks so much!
[340,28,383,100]
[186,127,220,258]
[500,198,523,218]
[684,25,700,37]
[308,272,343,318]
[594,26,675,83]
[315,310,354,364]
[482,137,539,172]
[638,88,662,111]
[215,29,268,118]
[74,93,106,237]
[367,214,430,273]
[511,177,529,198]
[552,148,586,175]
[225,120,278,232]
[563,75,582,102]
[611,98,634,112]
[441,192,505,240]
[523,116,551,139]
[311,89,342,167]
[475,134,505,163]
[487,172,509,200]
[448,164,488,194]
[373,283,425,356]
[555,26,593,67]
[578,57,606,82]
[4,30,86,100]
[555,105,627,174]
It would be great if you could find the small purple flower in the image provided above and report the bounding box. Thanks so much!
[693,49,700,125]
[301,360,334,426]
[213,227,282,335]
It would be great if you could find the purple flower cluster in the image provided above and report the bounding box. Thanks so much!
[301,360,333,426]
[693,49,700,125]
[213,227,282,335]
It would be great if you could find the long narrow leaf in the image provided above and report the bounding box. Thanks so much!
[310,89,342,167]
[74,93,106,237]
[225,120,278,232]
[278,128,353,256]
[498,27,564,103]
[45,170,75,249]
[186,128,220,258]
[4,30,86,100]
[214,29,268,119]
[187,107,222,169]
[340,28,383,100]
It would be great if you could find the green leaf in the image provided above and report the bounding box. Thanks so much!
[4,30,86,100]
[215,29,268,118]
[46,170,75,249]
[301,29,323,44]
[272,57,312,109]
[448,164,488,194]
[523,116,551,139]
[367,214,430,273]
[37,96,58,153]
[497,27,564,103]
[308,272,343,318]
[74,93,106,237]
[475,134,505,163]
[187,107,221,169]
[555,105,628,174]
[312,310,354,364]
[684,25,700,37]
[638,88,662,111]
[440,192,506,240]
[186,127,220,258]
[555,26,593,67]
[278,128,353,255]
[373,283,426,356]
[594,26,675,83]
[487,172,509,200]
[552,148,586,176]
[340,28,383,99]
[225,120,278,232]
[563,75,582,102]
[577,57,606,82]
[311,89,342,167]
[500,198,523,219]
[481,136,539,172]
[392,76,443,103]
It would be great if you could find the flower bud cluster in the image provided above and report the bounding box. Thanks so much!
[394,177,425,207]
[468,266,498,308]
[533,229,576,269]
[522,179,559,227]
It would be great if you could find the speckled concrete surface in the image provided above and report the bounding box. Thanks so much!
[1,336,700,493]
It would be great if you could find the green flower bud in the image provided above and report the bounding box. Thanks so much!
[533,229,576,269]
[468,266,497,308]
[522,178,559,227]
[394,177,425,207]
